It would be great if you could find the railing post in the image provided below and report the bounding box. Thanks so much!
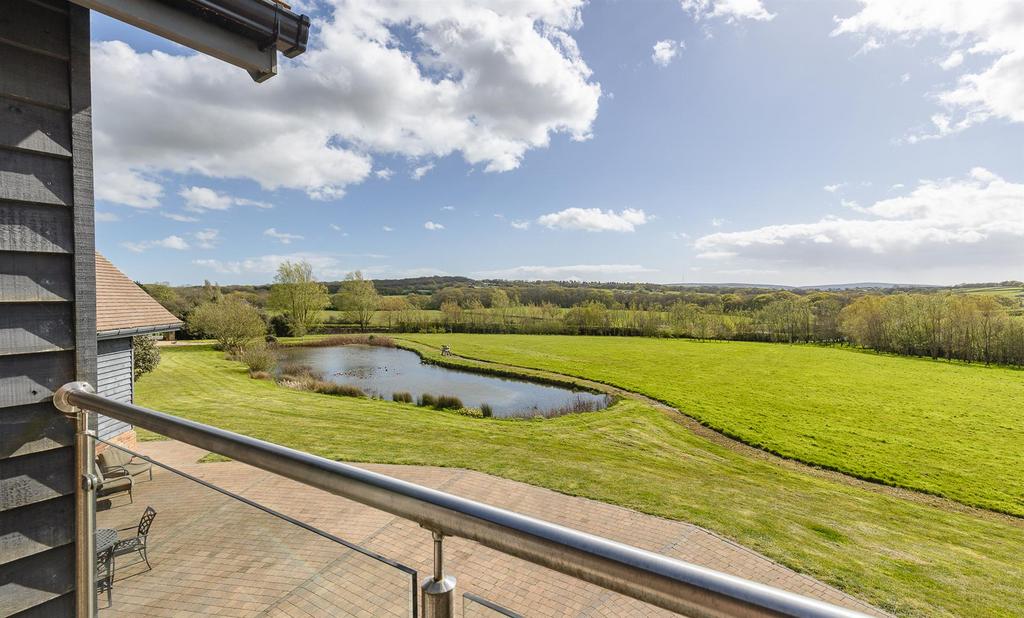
[55,382,98,617]
[421,531,456,618]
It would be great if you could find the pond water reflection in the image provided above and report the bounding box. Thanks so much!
[277,345,609,418]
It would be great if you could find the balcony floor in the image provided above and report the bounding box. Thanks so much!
[96,439,885,617]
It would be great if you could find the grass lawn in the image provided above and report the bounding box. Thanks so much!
[398,334,1024,517]
[137,344,1024,616]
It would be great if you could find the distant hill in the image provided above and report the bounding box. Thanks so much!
[173,275,1019,298]
[798,282,937,291]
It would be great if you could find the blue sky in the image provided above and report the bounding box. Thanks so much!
[91,0,1024,286]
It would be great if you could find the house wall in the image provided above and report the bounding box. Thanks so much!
[96,337,134,448]
[0,1,96,615]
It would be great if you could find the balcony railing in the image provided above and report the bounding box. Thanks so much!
[55,381,870,618]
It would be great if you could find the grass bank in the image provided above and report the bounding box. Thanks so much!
[137,344,1024,616]
[399,334,1024,517]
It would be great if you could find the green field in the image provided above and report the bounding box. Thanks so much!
[399,334,1024,516]
[955,285,1024,298]
[138,343,1024,616]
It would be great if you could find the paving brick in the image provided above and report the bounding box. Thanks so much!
[96,440,885,617]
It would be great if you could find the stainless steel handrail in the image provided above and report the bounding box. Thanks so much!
[55,382,869,618]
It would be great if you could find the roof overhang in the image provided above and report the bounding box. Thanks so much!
[72,0,310,82]
[98,322,184,341]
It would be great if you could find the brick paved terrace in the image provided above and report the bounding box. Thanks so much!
[96,440,885,617]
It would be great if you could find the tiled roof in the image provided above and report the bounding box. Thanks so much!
[96,253,182,335]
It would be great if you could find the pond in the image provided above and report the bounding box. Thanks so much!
[277,345,610,418]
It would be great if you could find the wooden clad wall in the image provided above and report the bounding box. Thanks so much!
[0,1,96,615]
[96,338,132,440]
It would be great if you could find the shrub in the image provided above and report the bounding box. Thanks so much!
[312,381,365,397]
[417,393,437,407]
[506,396,609,419]
[269,314,292,337]
[392,391,413,403]
[300,335,395,348]
[480,403,493,418]
[187,297,267,351]
[278,363,323,381]
[132,335,161,381]
[250,370,273,380]
[434,395,463,410]
[238,342,276,373]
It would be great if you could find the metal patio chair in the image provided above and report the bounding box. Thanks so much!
[113,506,157,571]
[96,545,115,607]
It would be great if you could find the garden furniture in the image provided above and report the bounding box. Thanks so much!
[97,448,153,482]
[96,467,133,504]
[96,545,114,607]
[113,506,157,571]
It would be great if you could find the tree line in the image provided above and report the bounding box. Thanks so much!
[143,263,1024,366]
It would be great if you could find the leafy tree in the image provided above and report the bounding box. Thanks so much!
[440,299,463,327]
[187,297,266,351]
[269,261,329,336]
[564,301,610,333]
[132,335,161,381]
[333,271,380,330]
[140,283,190,318]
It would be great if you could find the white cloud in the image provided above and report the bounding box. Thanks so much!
[179,186,272,212]
[424,221,445,230]
[823,183,845,193]
[160,212,199,222]
[694,168,1024,279]
[382,226,394,232]
[95,169,163,208]
[537,207,648,232]
[853,37,882,56]
[834,1,1024,139]
[511,220,531,230]
[263,227,304,244]
[411,163,435,180]
[194,228,220,249]
[91,1,600,201]
[122,235,190,253]
[710,217,727,227]
[680,0,775,23]
[330,224,342,231]
[375,168,394,180]
[900,72,911,83]
[939,50,964,70]
[95,211,119,222]
[475,264,657,281]
[194,252,349,279]
[441,205,455,211]
[652,40,682,67]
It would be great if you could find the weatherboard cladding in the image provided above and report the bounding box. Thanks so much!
[96,337,132,440]
[0,1,94,614]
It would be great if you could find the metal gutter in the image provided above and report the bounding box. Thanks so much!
[96,322,183,340]
[167,0,310,57]
[71,0,310,81]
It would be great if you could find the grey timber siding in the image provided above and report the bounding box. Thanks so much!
[96,337,132,440]
[0,1,95,615]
